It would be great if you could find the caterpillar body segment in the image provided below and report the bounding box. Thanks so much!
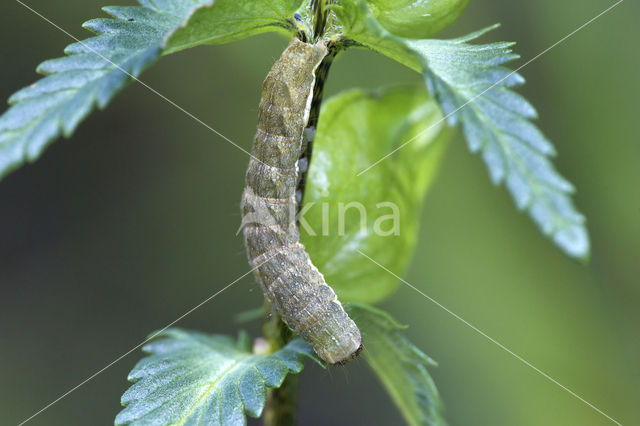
[241,39,362,365]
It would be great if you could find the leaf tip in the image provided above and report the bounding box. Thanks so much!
[554,224,590,260]
[81,20,99,35]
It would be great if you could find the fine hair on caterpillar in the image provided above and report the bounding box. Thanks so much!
[241,38,362,365]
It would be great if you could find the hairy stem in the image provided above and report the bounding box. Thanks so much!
[262,303,298,426]
[296,44,339,201]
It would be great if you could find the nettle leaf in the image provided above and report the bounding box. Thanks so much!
[348,303,445,426]
[0,1,209,181]
[165,0,303,53]
[302,86,450,303]
[0,0,302,182]
[365,0,470,38]
[412,34,588,259]
[116,329,319,425]
[333,0,590,259]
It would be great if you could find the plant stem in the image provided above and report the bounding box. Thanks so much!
[296,45,339,200]
[262,303,299,426]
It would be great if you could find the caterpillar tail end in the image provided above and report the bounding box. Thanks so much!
[316,327,363,366]
[332,342,364,366]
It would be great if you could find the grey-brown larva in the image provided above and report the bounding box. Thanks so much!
[241,39,362,365]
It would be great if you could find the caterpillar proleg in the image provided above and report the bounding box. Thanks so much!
[241,39,362,365]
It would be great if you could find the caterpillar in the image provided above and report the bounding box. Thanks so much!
[241,39,362,365]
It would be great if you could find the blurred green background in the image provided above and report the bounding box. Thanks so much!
[0,0,638,425]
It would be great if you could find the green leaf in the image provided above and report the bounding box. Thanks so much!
[301,86,450,303]
[0,0,302,183]
[334,0,590,259]
[0,1,206,181]
[365,0,470,38]
[348,303,445,426]
[116,328,319,425]
[165,0,303,54]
